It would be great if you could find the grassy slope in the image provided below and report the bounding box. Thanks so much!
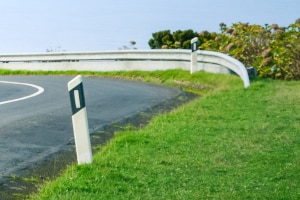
[19,70,300,199]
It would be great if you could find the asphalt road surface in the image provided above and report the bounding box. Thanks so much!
[0,75,181,182]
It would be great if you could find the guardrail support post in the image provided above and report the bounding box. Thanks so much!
[68,75,93,165]
[190,37,198,74]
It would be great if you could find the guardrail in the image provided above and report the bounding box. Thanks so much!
[0,49,250,88]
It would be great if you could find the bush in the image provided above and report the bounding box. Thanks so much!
[148,19,300,80]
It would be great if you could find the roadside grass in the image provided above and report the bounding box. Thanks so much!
[3,69,299,199]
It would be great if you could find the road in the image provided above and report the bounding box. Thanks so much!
[0,75,181,181]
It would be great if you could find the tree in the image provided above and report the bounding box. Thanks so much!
[119,40,137,50]
[148,29,198,49]
[148,30,174,49]
[172,29,198,49]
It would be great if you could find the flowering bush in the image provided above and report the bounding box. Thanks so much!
[149,19,300,80]
[205,20,300,80]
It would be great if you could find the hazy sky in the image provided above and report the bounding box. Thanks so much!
[0,0,299,53]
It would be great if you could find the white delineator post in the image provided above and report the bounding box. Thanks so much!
[190,37,199,74]
[68,75,92,164]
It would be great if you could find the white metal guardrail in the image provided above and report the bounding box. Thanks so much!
[0,49,250,88]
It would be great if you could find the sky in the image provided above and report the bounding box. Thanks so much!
[0,0,299,54]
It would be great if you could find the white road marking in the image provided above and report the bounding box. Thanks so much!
[0,81,44,105]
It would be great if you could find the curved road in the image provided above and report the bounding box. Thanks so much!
[0,75,181,181]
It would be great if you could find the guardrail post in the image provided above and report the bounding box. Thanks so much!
[68,75,93,165]
[190,37,198,74]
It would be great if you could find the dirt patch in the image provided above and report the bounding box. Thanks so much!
[0,90,199,200]
[173,80,213,90]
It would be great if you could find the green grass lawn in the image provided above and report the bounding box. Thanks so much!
[21,70,300,199]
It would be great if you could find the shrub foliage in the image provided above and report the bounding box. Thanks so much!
[148,19,300,80]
